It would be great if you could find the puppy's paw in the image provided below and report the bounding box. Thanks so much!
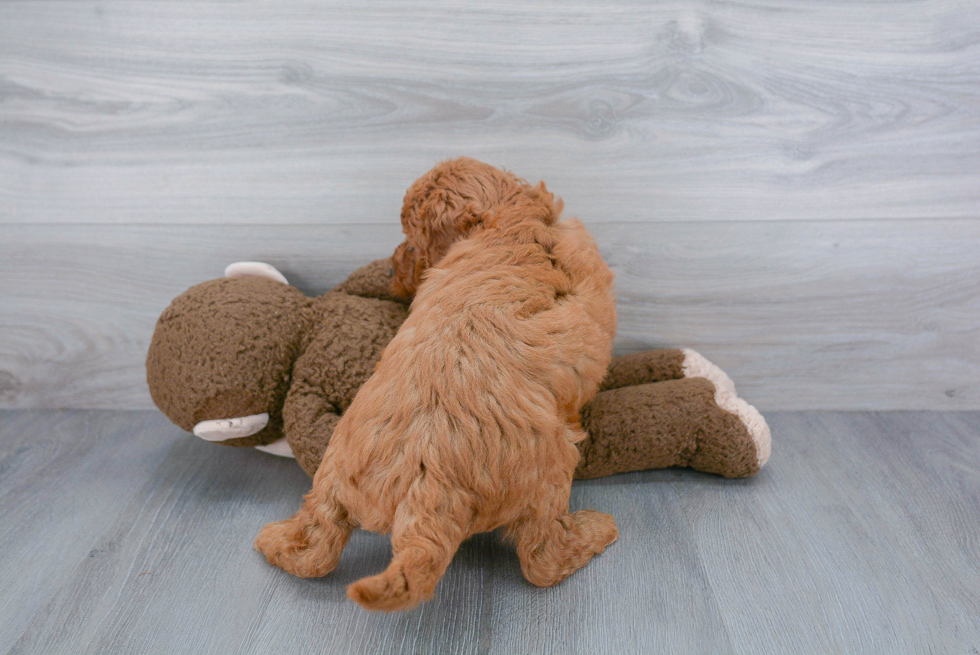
[572,509,619,553]
[254,518,335,578]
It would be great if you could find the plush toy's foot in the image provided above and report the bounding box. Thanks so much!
[680,348,772,471]
[577,350,771,479]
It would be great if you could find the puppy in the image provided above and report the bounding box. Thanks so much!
[255,163,618,611]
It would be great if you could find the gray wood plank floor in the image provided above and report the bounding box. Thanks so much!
[2,410,977,654]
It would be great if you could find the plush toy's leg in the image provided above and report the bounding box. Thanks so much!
[600,349,689,391]
[506,500,618,588]
[254,461,353,578]
[576,373,771,479]
[347,478,472,612]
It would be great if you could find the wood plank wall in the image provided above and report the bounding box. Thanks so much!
[2,1,979,410]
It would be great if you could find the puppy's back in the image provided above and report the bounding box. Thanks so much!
[332,214,614,521]
[326,212,616,610]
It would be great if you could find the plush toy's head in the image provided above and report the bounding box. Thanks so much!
[146,263,313,448]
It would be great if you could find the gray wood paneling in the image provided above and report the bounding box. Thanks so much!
[2,0,979,411]
[3,220,979,411]
[4,409,980,653]
[2,1,978,225]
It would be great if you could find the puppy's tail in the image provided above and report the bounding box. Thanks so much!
[347,479,471,612]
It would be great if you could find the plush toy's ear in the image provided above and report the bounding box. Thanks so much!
[254,437,296,458]
[193,412,269,441]
[224,261,288,285]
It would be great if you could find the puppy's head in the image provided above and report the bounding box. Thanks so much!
[391,157,561,298]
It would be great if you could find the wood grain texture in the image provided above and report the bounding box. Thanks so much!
[2,0,978,225]
[485,479,735,654]
[675,412,980,654]
[0,411,185,653]
[3,409,979,654]
[2,219,979,411]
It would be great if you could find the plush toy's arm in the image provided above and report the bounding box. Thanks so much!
[282,389,343,478]
[332,258,407,303]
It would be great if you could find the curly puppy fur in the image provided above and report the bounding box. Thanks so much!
[256,165,618,611]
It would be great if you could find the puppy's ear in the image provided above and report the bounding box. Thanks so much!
[419,197,483,267]
[390,241,420,299]
[390,196,483,298]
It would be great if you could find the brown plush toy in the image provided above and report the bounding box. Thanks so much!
[146,259,770,480]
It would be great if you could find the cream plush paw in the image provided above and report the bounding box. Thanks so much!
[681,348,772,469]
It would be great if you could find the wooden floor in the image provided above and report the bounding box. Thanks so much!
[2,410,977,654]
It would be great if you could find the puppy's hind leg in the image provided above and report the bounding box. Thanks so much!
[347,479,472,611]
[507,485,618,587]
[254,462,353,579]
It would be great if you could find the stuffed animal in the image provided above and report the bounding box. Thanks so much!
[146,258,770,480]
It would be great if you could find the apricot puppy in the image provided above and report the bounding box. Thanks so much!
[255,182,618,611]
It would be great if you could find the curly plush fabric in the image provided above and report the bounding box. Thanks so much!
[146,277,311,447]
[146,263,408,460]
[579,377,762,479]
